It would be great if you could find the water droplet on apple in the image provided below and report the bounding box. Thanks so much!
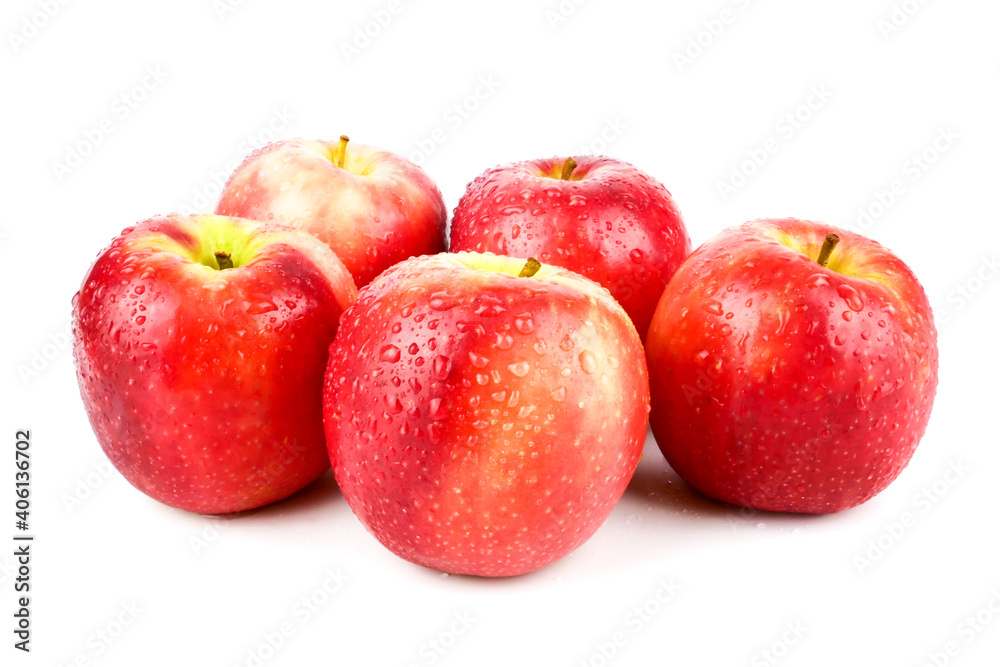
[492,332,513,350]
[379,345,401,362]
[247,300,278,315]
[703,300,724,316]
[384,395,403,413]
[468,351,490,368]
[514,314,534,334]
[550,386,567,402]
[578,350,597,374]
[428,398,449,420]
[508,361,530,377]
[837,284,864,312]
[432,355,450,381]
[805,273,830,289]
[429,291,460,311]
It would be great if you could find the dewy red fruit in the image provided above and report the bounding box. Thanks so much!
[216,136,447,287]
[449,155,691,340]
[73,214,357,514]
[324,252,649,576]
[646,218,938,513]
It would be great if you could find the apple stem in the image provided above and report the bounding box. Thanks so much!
[337,135,350,169]
[560,157,577,180]
[518,257,542,278]
[816,233,840,267]
[215,252,234,270]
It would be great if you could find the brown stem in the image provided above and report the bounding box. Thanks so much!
[816,233,840,267]
[215,252,234,270]
[560,157,577,180]
[518,257,542,278]
[337,135,350,168]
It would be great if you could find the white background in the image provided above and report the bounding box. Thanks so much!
[2,0,999,665]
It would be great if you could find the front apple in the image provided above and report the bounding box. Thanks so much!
[324,252,649,576]
[73,214,357,514]
[449,156,691,340]
[216,136,447,287]
[646,218,938,513]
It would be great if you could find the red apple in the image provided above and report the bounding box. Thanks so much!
[646,218,938,513]
[73,213,357,514]
[216,136,447,287]
[449,156,691,339]
[324,252,649,576]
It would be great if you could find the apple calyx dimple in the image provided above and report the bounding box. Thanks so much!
[518,257,542,278]
[816,233,840,268]
[214,251,234,270]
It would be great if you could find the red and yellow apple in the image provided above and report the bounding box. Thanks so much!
[324,252,649,576]
[449,156,691,339]
[216,136,447,287]
[645,218,938,513]
[73,213,357,514]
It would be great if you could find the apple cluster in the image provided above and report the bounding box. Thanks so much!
[73,136,938,577]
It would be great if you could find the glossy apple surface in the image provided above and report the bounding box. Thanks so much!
[324,252,649,576]
[449,156,690,339]
[73,214,357,514]
[646,218,938,513]
[216,137,447,287]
